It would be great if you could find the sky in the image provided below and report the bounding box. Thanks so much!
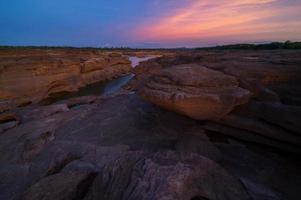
[0,0,301,48]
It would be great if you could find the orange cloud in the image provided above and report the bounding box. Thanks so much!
[135,0,301,44]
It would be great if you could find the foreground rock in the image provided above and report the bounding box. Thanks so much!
[23,171,95,200]
[0,49,131,111]
[139,64,251,120]
[0,94,300,200]
[86,151,249,200]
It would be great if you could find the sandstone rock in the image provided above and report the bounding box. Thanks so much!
[218,114,301,147]
[109,52,122,57]
[0,101,15,113]
[0,93,300,199]
[215,142,301,200]
[240,177,282,200]
[203,122,301,153]
[62,160,98,173]
[22,131,55,161]
[0,106,91,163]
[0,120,18,134]
[17,104,69,123]
[0,111,17,123]
[0,164,29,200]
[58,95,100,109]
[1,48,301,200]
[0,49,131,111]
[175,135,222,162]
[130,54,203,90]
[0,111,19,133]
[23,171,96,200]
[86,151,250,200]
[247,102,301,135]
[239,79,280,102]
[80,58,107,73]
[139,64,251,120]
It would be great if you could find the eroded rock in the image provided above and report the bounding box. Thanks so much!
[0,49,131,110]
[139,64,251,120]
[86,151,250,200]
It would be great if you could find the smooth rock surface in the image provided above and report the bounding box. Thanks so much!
[139,64,251,120]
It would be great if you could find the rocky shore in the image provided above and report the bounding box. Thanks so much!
[0,49,301,200]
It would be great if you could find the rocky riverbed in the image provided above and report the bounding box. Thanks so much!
[0,49,301,200]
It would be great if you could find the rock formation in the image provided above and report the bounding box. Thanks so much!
[136,50,301,153]
[1,93,299,200]
[0,49,301,200]
[138,64,251,120]
[0,49,131,111]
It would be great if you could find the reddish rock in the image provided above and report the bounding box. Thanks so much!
[139,64,251,120]
[80,58,108,73]
[0,49,131,110]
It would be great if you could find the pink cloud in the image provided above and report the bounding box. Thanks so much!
[134,0,301,45]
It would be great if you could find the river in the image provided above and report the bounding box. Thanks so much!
[43,56,158,104]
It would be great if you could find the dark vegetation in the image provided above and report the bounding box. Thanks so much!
[199,41,301,50]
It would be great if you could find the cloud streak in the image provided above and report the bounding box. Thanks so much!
[135,0,301,46]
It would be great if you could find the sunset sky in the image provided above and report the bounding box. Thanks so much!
[1,0,301,48]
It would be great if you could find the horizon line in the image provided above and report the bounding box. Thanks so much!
[1,40,300,50]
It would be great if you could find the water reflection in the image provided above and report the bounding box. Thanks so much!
[100,73,134,96]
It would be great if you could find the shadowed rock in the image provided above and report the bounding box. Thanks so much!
[85,151,250,200]
[23,171,96,200]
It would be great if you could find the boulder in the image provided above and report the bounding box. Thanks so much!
[138,64,251,120]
